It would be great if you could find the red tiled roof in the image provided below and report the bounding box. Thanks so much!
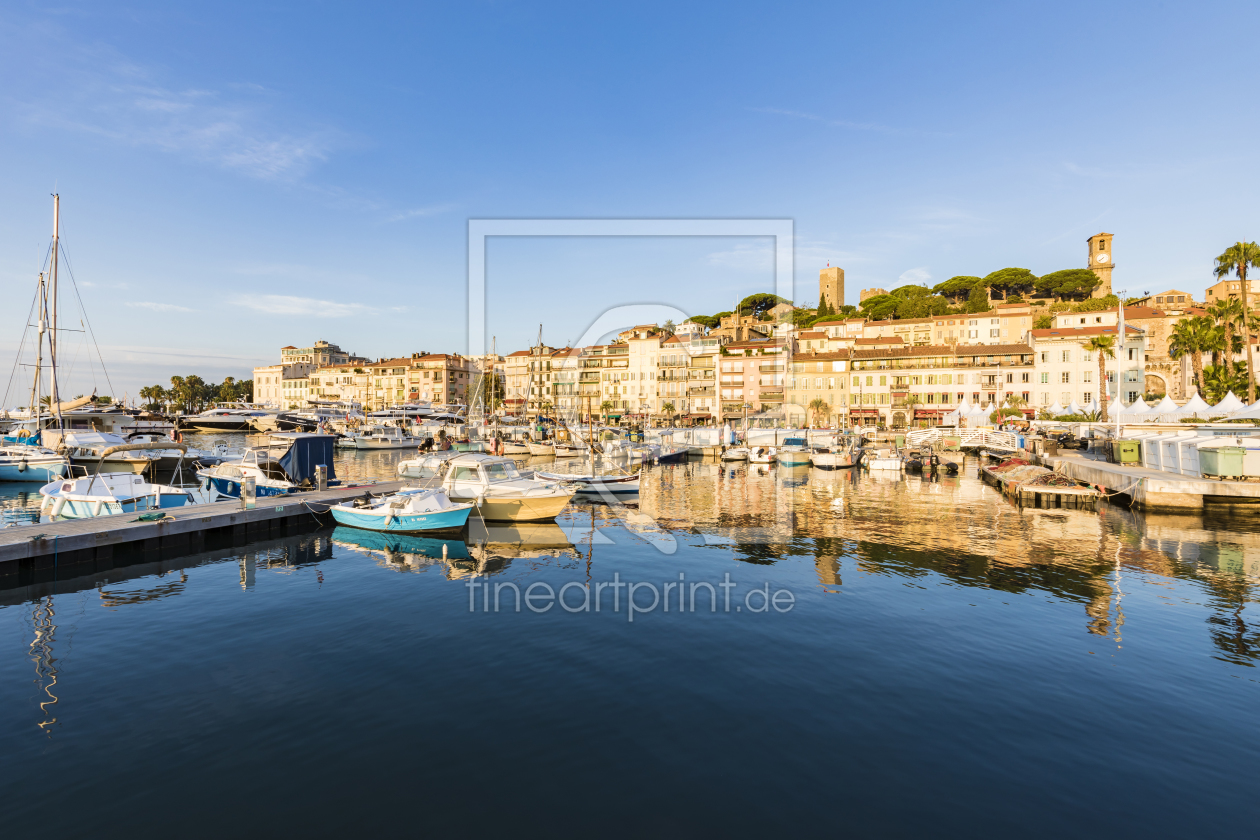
[855,337,905,345]
[797,330,827,339]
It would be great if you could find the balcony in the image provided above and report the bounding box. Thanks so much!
[689,386,716,396]
[690,359,715,369]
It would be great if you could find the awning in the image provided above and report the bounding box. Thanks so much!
[849,408,882,415]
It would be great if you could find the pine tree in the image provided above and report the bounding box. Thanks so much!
[817,294,831,318]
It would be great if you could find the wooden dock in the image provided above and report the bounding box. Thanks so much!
[980,465,1099,510]
[0,481,406,583]
[1045,451,1260,511]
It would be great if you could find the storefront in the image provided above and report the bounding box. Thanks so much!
[848,408,882,427]
[912,408,951,428]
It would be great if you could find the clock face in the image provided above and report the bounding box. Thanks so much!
[1096,253,1110,264]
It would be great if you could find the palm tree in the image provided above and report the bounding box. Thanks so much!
[1169,316,1213,398]
[807,397,830,427]
[1084,334,1116,416]
[600,400,614,426]
[661,401,676,427]
[1207,298,1245,363]
[1214,241,1260,402]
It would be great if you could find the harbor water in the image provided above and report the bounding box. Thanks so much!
[2,435,1258,836]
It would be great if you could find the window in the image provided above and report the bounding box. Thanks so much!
[879,376,886,386]
[1006,373,1014,383]
[1083,392,1093,404]
[1099,239,1106,251]
[865,376,873,387]
[1062,350,1071,363]
[1128,348,1136,360]
[1084,371,1092,383]
[828,378,835,389]
[1062,392,1072,403]
[852,376,859,387]
[1040,372,1049,383]
[1061,372,1071,383]
[990,329,1000,338]
[1127,391,1139,403]
[1040,352,1048,363]
[1083,352,1092,362]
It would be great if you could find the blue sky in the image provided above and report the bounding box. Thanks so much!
[2,0,1258,401]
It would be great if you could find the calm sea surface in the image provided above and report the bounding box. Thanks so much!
[1,433,1258,837]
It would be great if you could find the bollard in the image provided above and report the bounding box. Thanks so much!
[242,475,257,510]
[315,464,328,492]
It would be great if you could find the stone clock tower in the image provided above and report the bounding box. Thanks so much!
[1087,232,1113,298]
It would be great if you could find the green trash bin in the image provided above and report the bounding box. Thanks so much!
[894,434,905,449]
[1115,440,1142,464]
[1200,445,1245,479]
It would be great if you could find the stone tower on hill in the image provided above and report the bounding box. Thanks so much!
[819,266,844,311]
[1087,232,1114,298]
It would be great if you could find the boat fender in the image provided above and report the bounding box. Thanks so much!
[18,460,26,472]
[91,500,103,516]
[51,498,66,518]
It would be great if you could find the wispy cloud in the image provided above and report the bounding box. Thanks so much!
[898,267,932,285]
[388,204,455,222]
[8,28,337,181]
[126,301,193,313]
[233,294,372,318]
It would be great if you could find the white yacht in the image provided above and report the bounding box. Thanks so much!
[0,444,69,482]
[442,453,575,522]
[354,426,419,450]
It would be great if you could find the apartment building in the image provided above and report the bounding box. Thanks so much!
[1051,305,1192,398]
[784,350,851,427]
[789,343,1036,428]
[309,353,476,410]
[280,340,367,367]
[253,362,317,407]
[621,326,668,418]
[1205,277,1260,304]
[719,338,789,420]
[1133,289,1195,308]
[1028,325,1146,410]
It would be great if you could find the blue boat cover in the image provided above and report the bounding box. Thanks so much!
[278,434,337,485]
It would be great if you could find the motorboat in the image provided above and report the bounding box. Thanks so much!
[535,467,641,500]
[452,440,489,453]
[554,442,584,457]
[354,426,419,450]
[397,450,462,479]
[124,432,227,475]
[180,406,271,432]
[656,432,689,463]
[720,446,749,462]
[330,487,474,534]
[441,453,575,522]
[499,431,532,455]
[335,430,364,449]
[0,444,70,482]
[198,433,337,499]
[864,447,904,470]
[526,440,555,456]
[59,431,161,475]
[38,442,195,519]
[810,445,861,469]
[331,526,473,567]
[748,445,777,464]
[776,437,812,466]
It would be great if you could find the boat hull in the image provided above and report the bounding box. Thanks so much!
[0,461,68,482]
[777,452,811,466]
[202,475,293,499]
[330,504,471,533]
[450,492,572,522]
[526,443,555,456]
[43,492,189,520]
[810,453,858,469]
[502,443,531,455]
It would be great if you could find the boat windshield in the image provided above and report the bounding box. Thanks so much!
[484,462,521,482]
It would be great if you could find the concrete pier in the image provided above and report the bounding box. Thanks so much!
[0,481,405,582]
[1045,451,1260,512]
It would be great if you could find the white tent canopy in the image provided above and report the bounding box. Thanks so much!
[1066,399,1083,415]
[1181,393,1211,415]
[1153,395,1181,413]
[1122,398,1151,415]
[1047,402,1065,416]
[1228,400,1260,420]
[1211,391,1246,413]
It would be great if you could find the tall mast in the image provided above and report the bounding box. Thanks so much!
[48,194,63,430]
[29,272,46,429]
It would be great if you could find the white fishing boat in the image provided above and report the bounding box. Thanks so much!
[775,436,811,466]
[748,445,777,464]
[442,453,575,522]
[864,448,904,470]
[354,426,419,450]
[38,442,195,519]
[720,446,749,462]
[526,440,555,456]
[554,442,584,457]
[656,432,689,463]
[534,467,641,499]
[0,444,69,482]
[60,431,161,475]
[810,445,861,469]
[396,450,462,479]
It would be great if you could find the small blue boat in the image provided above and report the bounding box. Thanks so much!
[330,487,475,533]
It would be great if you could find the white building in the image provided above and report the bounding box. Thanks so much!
[253,363,316,408]
[1028,324,1146,411]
